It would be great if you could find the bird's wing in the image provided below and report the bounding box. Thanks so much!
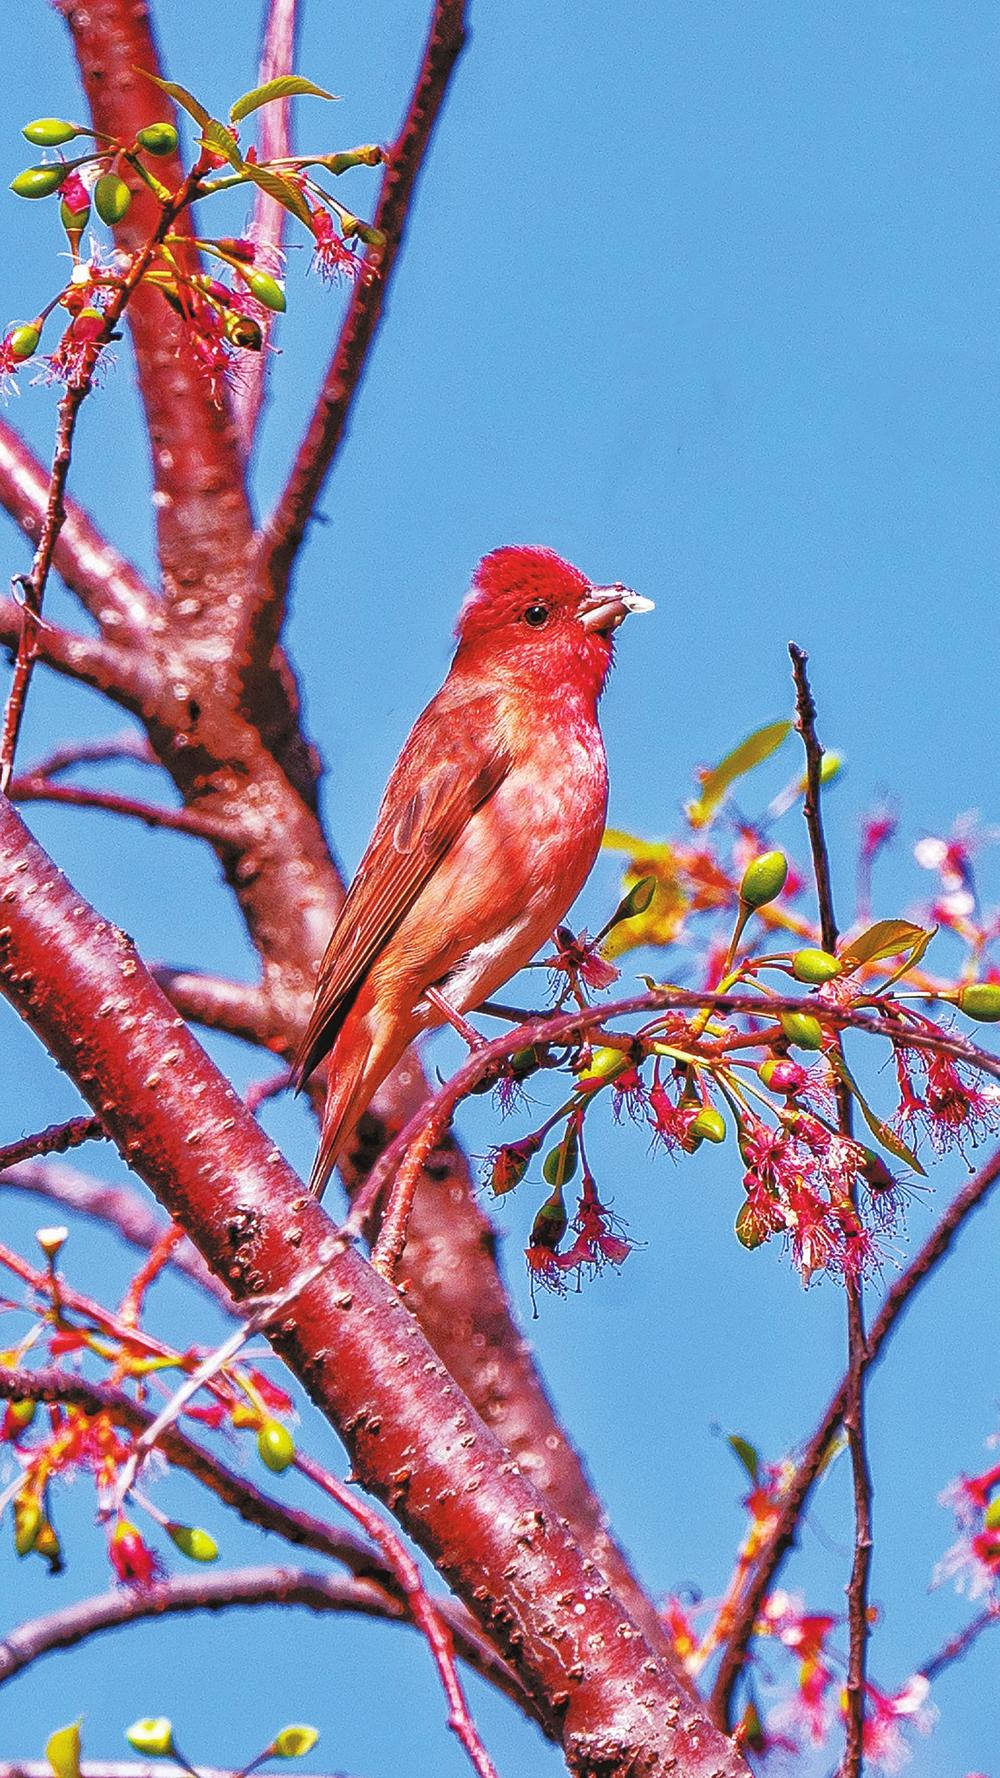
[291,701,511,1086]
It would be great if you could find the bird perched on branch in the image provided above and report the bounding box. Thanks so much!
[291,545,653,1196]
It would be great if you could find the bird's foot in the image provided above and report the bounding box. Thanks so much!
[425,985,487,1051]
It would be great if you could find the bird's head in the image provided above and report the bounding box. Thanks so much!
[454,546,653,700]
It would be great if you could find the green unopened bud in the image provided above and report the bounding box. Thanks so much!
[779,1011,824,1051]
[4,1397,37,1433]
[257,1419,295,1473]
[858,1147,895,1193]
[45,1721,82,1778]
[94,173,132,223]
[243,270,286,313]
[739,850,788,910]
[957,982,1000,1023]
[10,164,68,199]
[353,222,386,248]
[530,1186,568,1252]
[510,1045,544,1080]
[576,1045,628,1086]
[126,1719,175,1758]
[985,1498,1000,1532]
[224,310,263,351]
[33,1514,63,1573]
[14,1490,41,1556]
[542,1124,579,1188]
[7,323,41,362]
[136,123,179,157]
[23,119,81,147]
[690,1106,726,1144]
[166,1522,218,1562]
[792,947,841,984]
[735,1200,769,1250]
[271,1727,320,1759]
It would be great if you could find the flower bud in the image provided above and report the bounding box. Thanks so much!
[957,982,1000,1022]
[257,1418,296,1473]
[126,1719,175,1757]
[985,1498,1000,1532]
[37,1225,68,1259]
[45,1721,81,1778]
[576,1045,628,1087]
[858,1147,895,1193]
[224,311,263,351]
[791,947,841,984]
[619,874,657,919]
[489,1134,539,1194]
[10,164,68,199]
[2,1397,37,1438]
[530,1186,568,1252]
[22,119,81,146]
[759,1057,807,1094]
[353,222,386,248]
[166,1521,218,1562]
[271,1727,320,1759]
[14,1490,41,1555]
[779,1011,824,1051]
[243,270,286,313]
[739,850,788,910]
[6,323,41,362]
[690,1106,726,1143]
[136,123,179,156]
[94,172,132,223]
[542,1124,578,1188]
[735,1201,769,1250]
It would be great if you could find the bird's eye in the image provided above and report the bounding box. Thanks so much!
[523,603,549,628]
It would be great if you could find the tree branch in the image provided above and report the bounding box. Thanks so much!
[0,1115,105,1174]
[0,797,749,1778]
[253,0,467,663]
[708,1137,1000,1727]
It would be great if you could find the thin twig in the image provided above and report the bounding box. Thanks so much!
[918,1602,1000,1682]
[295,1451,502,1778]
[0,170,199,790]
[19,731,155,778]
[0,1765,359,1778]
[709,1138,1000,1724]
[8,776,235,843]
[233,0,300,450]
[254,0,467,664]
[789,641,871,1778]
[0,1116,105,1175]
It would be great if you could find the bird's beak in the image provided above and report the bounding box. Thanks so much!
[578,583,655,635]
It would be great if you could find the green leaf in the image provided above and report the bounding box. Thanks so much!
[139,70,212,129]
[46,1723,82,1778]
[200,118,243,169]
[686,720,792,829]
[240,163,313,227]
[839,919,930,971]
[230,77,338,124]
[727,1434,759,1484]
[832,1055,926,1176]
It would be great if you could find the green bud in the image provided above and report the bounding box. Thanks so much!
[690,1106,726,1144]
[530,1186,568,1252]
[45,1721,82,1778]
[271,1727,320,1759]
[576,1045,628,1086]
[735,1200,769,1250]
[14,1491,41,1556]
[224,310,263,351]
[125,1719,175,1758]
[542,1123,579,1188]
[7,323,41,362]
[22,119,81,147]
[136,123,179,157]
[10,163,68,199]
[510,1045,543,1079]
[4,1396,37,1432]
[739,850,788,910]
[257,1418,296,1473]
[166,1522,218,1562]
[33,1515,63,1573]
[984,1498,1000,1532]
[353,222,386,249]
[791,947,841,984]
[243,269,286,313]
[622,873,657,917]
[957,982,1000,1023]
[94,172,132,223]
[779,1011,824,1051]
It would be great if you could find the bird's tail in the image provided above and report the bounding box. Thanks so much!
[308,1043,372,1197]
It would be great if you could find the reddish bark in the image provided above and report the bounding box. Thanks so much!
[0,798,747,1778]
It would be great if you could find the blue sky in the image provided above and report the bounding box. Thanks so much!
[3,3,999,1773]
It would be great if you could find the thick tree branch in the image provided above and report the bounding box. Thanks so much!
[0,799,748,1778]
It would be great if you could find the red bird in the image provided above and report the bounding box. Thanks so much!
[291,546,653,1195]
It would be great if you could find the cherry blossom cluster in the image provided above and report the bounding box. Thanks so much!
[2,74,385,400]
